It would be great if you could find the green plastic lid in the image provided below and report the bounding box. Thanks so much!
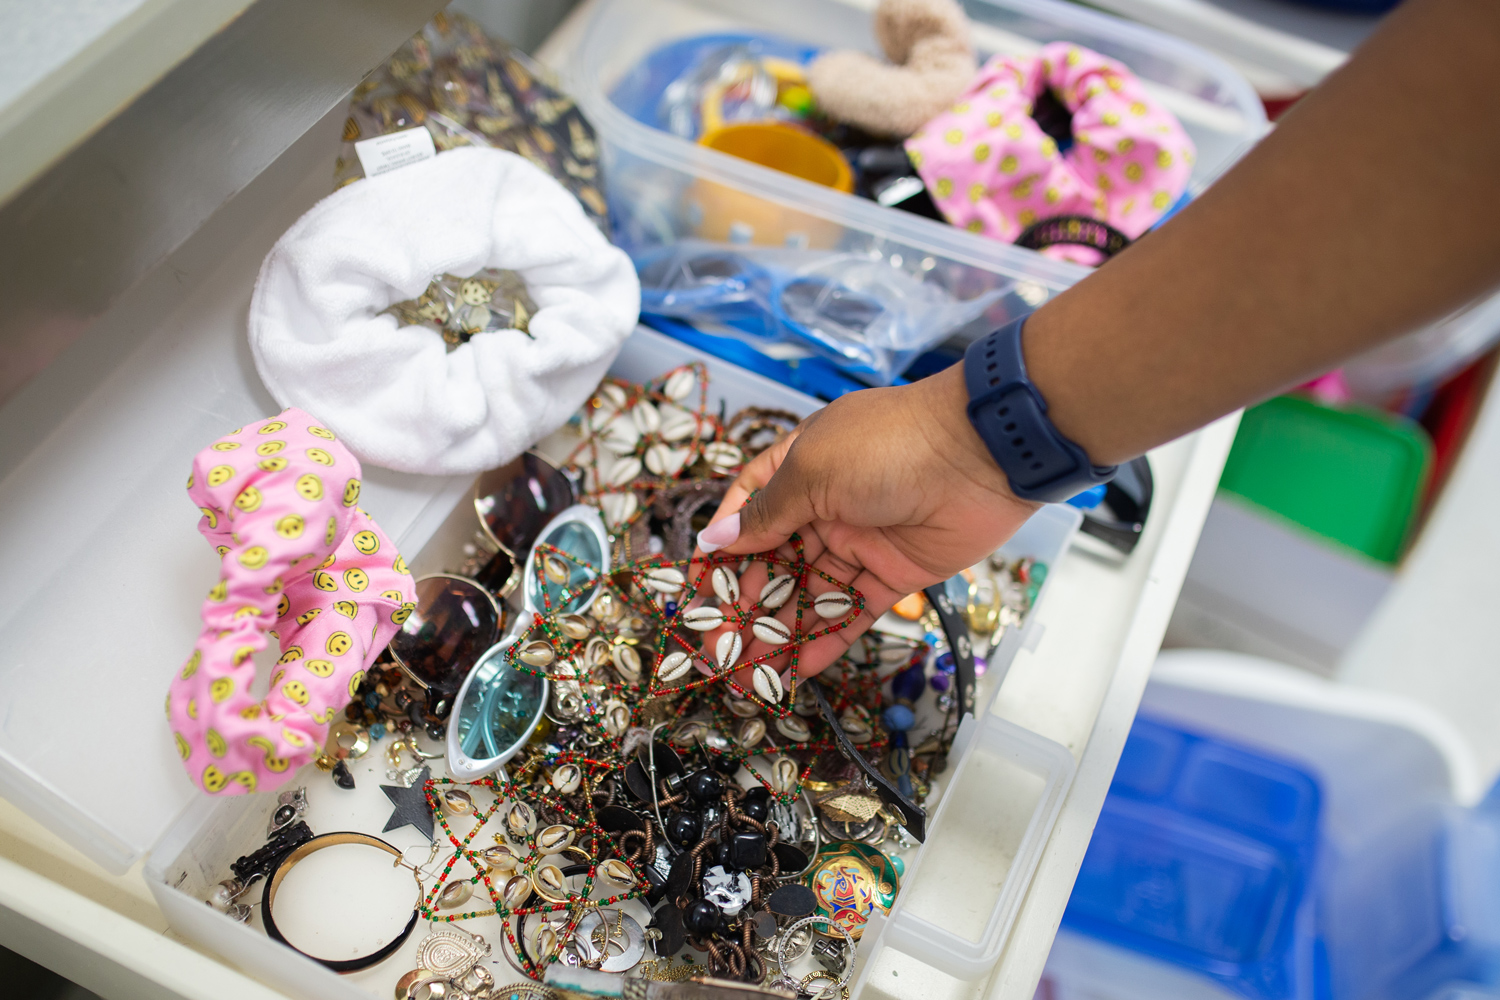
[1219,394,1433,564]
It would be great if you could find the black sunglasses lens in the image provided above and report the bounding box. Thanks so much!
[476,454,574,557]
[390,577,502,694]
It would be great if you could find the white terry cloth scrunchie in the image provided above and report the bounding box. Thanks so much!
[249,146,640,476]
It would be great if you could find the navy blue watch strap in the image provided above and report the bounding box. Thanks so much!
[964,317,1118,503]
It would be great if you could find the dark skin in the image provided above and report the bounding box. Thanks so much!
[694,0,1500,676]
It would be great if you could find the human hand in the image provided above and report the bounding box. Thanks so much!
[695,363,1039,679]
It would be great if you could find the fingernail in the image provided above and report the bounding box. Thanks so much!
[697,512,740,553]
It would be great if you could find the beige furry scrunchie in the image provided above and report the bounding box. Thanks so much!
[806,0,976,138]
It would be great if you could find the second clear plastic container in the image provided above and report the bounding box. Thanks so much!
[566,0,1268,379]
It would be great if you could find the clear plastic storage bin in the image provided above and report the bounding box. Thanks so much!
[0,324,1076,1000]
[566,0,1267,369]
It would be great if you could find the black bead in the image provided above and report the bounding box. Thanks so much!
[727,830,767,871]
[743,785,770,804]
[686,770,723,805]
[684,899,720,935]
[740,797,769,823]
[394,689,415,711]
[666,810,701,845]
[332,760,356,789]
[425,722,445,742]
[768,883,817,918]
[643,861,668,904]
[709,754,741,775]
[716,841,732,869]
[407,702,425,725]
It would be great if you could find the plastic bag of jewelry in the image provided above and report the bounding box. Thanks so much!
[333,11,607,229]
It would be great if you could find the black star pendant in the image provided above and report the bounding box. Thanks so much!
[380,766,435,841]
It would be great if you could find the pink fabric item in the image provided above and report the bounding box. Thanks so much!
[904,42,1195,263]
[169,409,416,795]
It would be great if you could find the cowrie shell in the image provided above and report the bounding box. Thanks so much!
[558,614,591,640]
[645,442,691,477]
[602,700,629,736]
[599,415,639,454]
[439,880,473,909]
[657,650,692,682]
[599,859,635,885]
[759,576,795,610]
[664,368,697,401]
[840,710,873,744]
[606,455,642,487]
[674,720,709,744]
[814,592,855,619]
[711,566,740,605]
[503,874,532,907]
[599,491,638,528]
[751,616,792,645]
[726,695,760,717]
[589,384,627,430]
[530,924,560,959]
[752,663,783,703]
[584,637,611,669]
[483,845,520,872]
[770,755,799,792]
[505,802,536,840]
[442,789,475,815]
[520,640,556,667]
[776,714,811,741]
[612,644,642,680]
[543,555,569,584]
[532,863,568,902]
[702,441,744,475]
[737,718,766,748]
[631,401,660,435]
[715,631,742,672]
[551,763,582,795]
[681,606,725,631]
[657,403,698,442]
[643,566,685,595]
[538,825,575,853]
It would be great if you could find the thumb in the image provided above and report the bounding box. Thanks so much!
[698,445,820,556]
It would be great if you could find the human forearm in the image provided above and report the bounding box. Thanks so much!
[1026,0,1500,465]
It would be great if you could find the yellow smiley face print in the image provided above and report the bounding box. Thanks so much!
[238,546,269,570]
[263,577,284,596]
[207,465,235,487]
[234,486,262,513]
[282,728,307,748]
[348,670,366,698]
[334,600,358,619]
[296,473,323,501]
[232,645,255,665]
[233,605,259,620]
[276,594,291,617]
[247,735,290,772]
[211,441,240,452]
[259,420,286,435]
[309,426,336,440]
[175,733,191,760]
[199,507,218,529]
[277,645,303,664]
[239,703,263,720]
[312,705,336,724]
[392,602,415,626]
[187,698,198,720]
[231,771,257,792]
[281,680,310,706]
[313,571,337,592]
[202,765,228,793]
[326,631,353,656]
[381,589,404,603]
[216,545,229,557]
[394,555,409,575]
[258,457,288,473]
[304,658,335,677]
[342,478,361,507]
[208,579,227,602]
[306,447,334,467]
[255,440,285,456]
[343,568,368,592]
[324,516,338,546]
[352,530,379,555]
[181,650,201,679]
[319,552,336,569]
[295,607,321,625]
[275,514,304,539]
[210,677,235,703]
[206,729,227,758]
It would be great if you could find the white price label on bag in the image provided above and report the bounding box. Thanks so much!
[354,127,436,177]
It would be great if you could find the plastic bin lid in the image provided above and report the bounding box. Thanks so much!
[1218,394,1432,564]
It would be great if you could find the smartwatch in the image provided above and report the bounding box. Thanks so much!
[963,316,1118,503]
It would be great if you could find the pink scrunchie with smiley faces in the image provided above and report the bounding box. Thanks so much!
[905,42,1195,264]
[169,409,416,795]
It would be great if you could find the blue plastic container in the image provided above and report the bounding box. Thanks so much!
[1064,716,1322,999]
